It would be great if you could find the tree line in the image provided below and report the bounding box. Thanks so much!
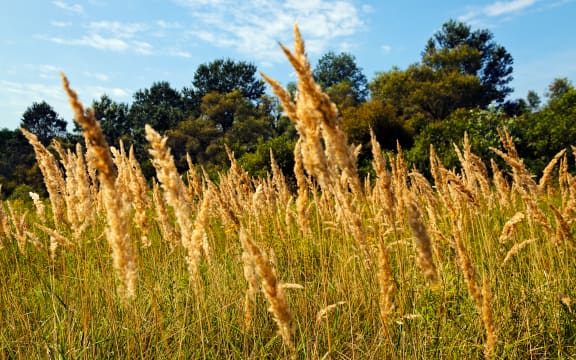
[1,19,575,199]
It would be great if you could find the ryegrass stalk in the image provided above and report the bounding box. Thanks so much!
[127,145,151,247]
[239,228,296,358]
[482,277,497,359]
[151,180,179,250]
[538,149,566,194]
[501,238,536,265]
[377,237,395,325]
[0,188,10,245]
[29,192,46,224]
[7,202,28,253]
[261,23,360,195]
[20,128,66,229]
[499,211,525,243]
[549,203,575,246]
[146,125,205,287]
[405,192,439,285]
[453,213,482,309]
[316,301,346,325]
[61,73,138,299]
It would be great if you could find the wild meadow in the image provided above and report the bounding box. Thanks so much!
[0,25,574,359]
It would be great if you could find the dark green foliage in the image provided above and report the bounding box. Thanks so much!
[527,90,541,112]
[0,128,44,199]
[423,19,514,105]
[239,133,297,181]
[20,101,67,145]
[91,95,131,147]
[313,51,368,104]
[129,81,186,132]
[370,19,513,133]
[191,58,265,102]
[370,64,484,129]
[511,85,576,174]
[8,183,37,201]
[546,77,572,101]
[166,92,280,175]
[407,108,513,174]
[341,100,412,177]
[2,20,574,201]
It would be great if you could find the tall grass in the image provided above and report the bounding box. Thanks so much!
[1,24,575,359]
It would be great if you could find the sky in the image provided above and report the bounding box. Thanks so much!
[1,0,575,130]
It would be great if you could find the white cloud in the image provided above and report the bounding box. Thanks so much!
[87,21,148,39]
[42,19,191,57]
[86,86,131,99]
[460,0,537,23]
[83,71,110,81]
[52,1,84,13]
[485,0,536,16]
[47,34,153,55]
[156,20,182,29]
[50,21,72,27]
[381,45,392,54]
[50,34,129,51]
[178,0,364,62]
[0,80,133,129]
[0,80,68,128]
[168,49,193,58]
[0,80,64,100]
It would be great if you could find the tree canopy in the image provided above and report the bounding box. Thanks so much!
[423,19,514,105]
[313,51,368,105]
[2,19,576,200]
[20,101,67,145]
[191,58,265,102]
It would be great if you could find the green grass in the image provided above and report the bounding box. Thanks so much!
[1,182,575,359]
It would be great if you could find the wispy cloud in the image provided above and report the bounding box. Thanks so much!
[83,71,110,81]
[0,80,67,127]
[42,19,191,57]
[460,0,537,23]
[86,21,148,39]
[0,79,132,129]
[52,1,84,14]
[86,86,131,99]
[156,20,182,29]
[46,34,153,55]
[485,0,536,16]
[167,49,193,58]
[178,0,364,62]
[50,21,72,27]
[0,80,64,100]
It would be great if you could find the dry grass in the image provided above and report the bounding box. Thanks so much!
[1,24,575,359]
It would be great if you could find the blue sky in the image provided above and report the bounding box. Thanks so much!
[1,0,575,130]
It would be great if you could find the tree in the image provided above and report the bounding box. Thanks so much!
[191,58,265,102]
[423,19,514,106]
[527,90,541,112]
[126,81,186,175]
[546,77,573,101]
[370,63,484,129]
[129,81,185,132]
[0,128,44,198]
[167,90,278,174]
[313,51,368,105]
[342,100,409,151]
[91,95,131,146]
[407,108,512,174]
[341,100,411,176]
[200,90,254,132]
[20,101,67,145]
[512,83,576,173]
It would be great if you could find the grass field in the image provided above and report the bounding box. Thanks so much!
[0,24,574,359]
